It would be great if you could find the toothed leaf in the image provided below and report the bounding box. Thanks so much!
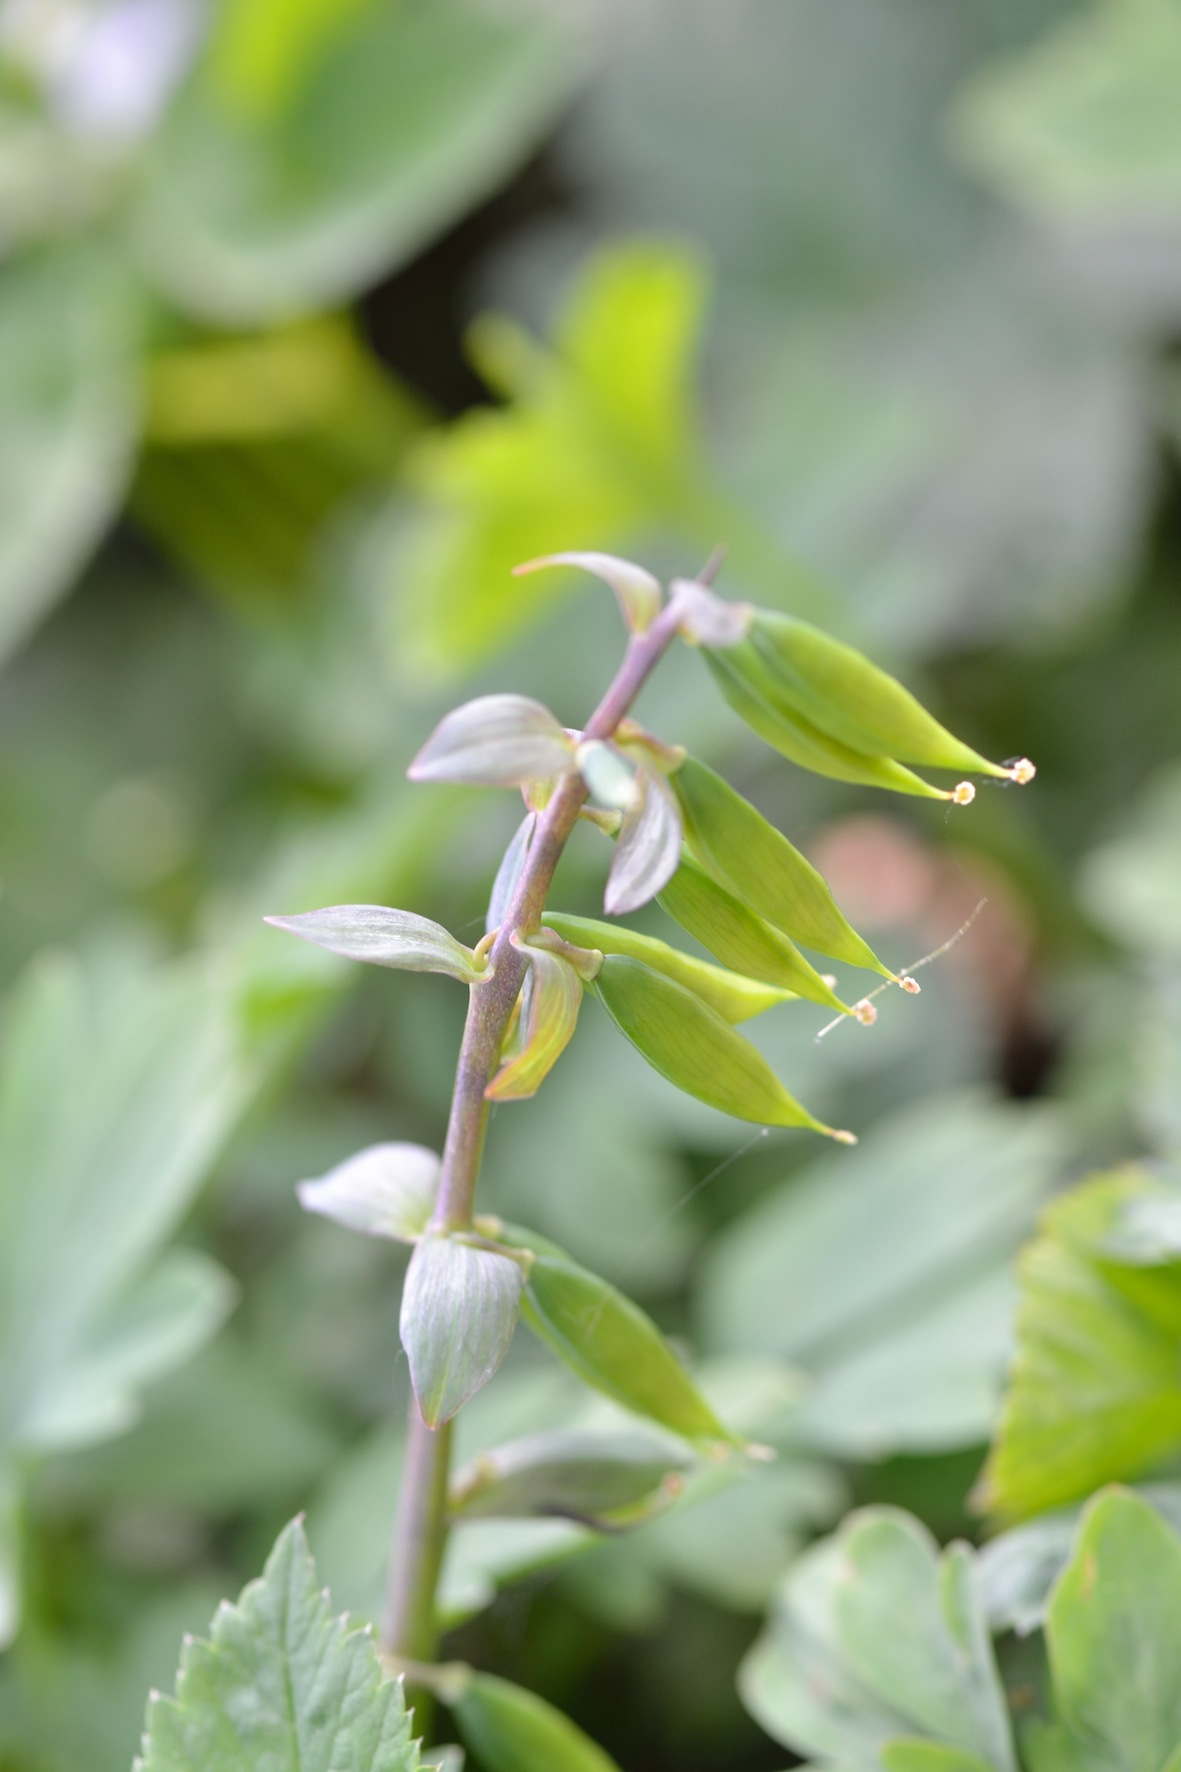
[136,1517,419,1771]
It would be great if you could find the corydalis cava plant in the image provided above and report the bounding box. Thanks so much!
[252,552,1034,1766]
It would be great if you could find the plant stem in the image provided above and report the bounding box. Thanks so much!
[381,592,689,1663]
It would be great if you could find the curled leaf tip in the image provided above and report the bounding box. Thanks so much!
[899,975,922,995]
[831,1128,858,1145]
[1008,756,1037,785]
[853,999,877,1026]
[953,780,977,805]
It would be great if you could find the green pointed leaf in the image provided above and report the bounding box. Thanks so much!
[401,1235,523,1428]
[605,764,683,915]
[485,938,584,1102]
[298,1142,441,1241]
[658,858,854,1015]
[513,550,662,633]
[265,904,485,982]
[136,1517,420,1771]
[544,911,794,1023]
[977,1169,1181,1523]
[673,758,897,977]
[495,1223,736,1448]
[449,1428,690,1526]
[408,693,575,788]
[743,611,1008,778]
[704,645,950,800]
[453,1671,622,1772]
[1047,1489,1181,1772]
[739,1509,1015,1771]
[593,955,851,1139]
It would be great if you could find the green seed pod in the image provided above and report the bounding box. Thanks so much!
[454,1671,623,1772]
[704,646,949,799]
[543,910,794,1022]
[747,610,1008,776]
[495,1221,736,1446]
[673,758,896,979]
[593,954,853,1138]
[658,859,854,1016]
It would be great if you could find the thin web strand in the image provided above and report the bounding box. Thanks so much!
[814,897,989,1042]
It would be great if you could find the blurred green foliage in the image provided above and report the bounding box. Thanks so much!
[3,0,1181,1767]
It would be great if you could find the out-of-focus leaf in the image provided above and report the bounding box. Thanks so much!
[659,857,853,1014]
[700,1094,1062,1458]
[209,0,382,121]
[409,693,575,789]
[486,939,584,1102]
[298,1142,441,1242]
[45,1337,341,1515]
[264,904,485,982]
[739,1509,1015,1771]
[0,949,251,1645]
[674,758,896,977]
[605,764,683,914]
[954,0,1181,224]
[137,1518,420,1771]
[401,1235,523,1428]
[396,242,711,676]
[513,550,663,634]
[496,1224,736,1449]
[977,1482,1181,1638]
[1046,1489,1181,1770]
[449,1427,689,1527]
[977,1168,1181,1523]
[132,0,576,323]
[1080,762,1181,956]
[133,315,421,611]
[0,246,140,667]
[452,1671,622,1772]
[544,911,795,1023]
[593,954,849,1138]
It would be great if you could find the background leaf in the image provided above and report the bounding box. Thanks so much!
[131,0,576,323]
[0,949,251,1644]
[137,1517,420,1771]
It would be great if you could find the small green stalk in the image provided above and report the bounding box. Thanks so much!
[381,594,690,1666]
